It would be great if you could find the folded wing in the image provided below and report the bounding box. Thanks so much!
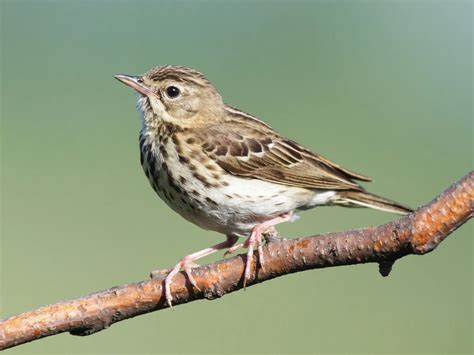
[199,121,371,191]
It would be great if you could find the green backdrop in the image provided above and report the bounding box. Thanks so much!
[1,0,472,354]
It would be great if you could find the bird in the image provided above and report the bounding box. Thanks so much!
[114,65,413,306]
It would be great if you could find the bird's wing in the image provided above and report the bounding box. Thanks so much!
[199,120,371,191]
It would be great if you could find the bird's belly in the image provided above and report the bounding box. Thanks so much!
[190,176,315,236]
[147,168,314,236]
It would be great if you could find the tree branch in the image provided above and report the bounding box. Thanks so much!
[1,172,472,350]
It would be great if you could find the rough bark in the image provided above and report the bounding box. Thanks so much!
[0,172,472,351]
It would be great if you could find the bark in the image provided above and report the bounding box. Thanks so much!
[0,172,472,350]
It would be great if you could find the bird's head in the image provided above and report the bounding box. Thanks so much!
[114,65,223,128]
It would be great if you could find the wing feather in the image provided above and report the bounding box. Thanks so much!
[199,117,371,191]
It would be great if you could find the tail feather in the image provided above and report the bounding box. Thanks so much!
[334,190,413,215]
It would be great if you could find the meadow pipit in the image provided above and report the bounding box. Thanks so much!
[115,65,412,306]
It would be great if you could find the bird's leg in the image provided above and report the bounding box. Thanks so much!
[224,212,294,287]
[154,235,239,307]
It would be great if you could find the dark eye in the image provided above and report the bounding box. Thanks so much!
[166,86,180,98]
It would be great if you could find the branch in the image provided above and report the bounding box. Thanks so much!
[1,172,472,350]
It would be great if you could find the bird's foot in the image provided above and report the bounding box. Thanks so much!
[243,225,265,287]
[242,212,294,287]
[155,235,239,307]
[163,256,201,307]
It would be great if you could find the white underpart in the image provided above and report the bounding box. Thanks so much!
[136,95,152,125]
[308,191,337,206]
[204,176,312,236]
[137,94,174,126]
[191,169,338,236]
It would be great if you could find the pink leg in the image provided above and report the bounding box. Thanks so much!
[160,235,239,307]
[225,212,294,287]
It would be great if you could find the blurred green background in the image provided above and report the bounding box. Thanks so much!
[1,0,472,353]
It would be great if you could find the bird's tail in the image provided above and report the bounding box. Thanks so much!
[334,190,413,215]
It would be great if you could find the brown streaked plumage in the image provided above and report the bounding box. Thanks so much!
[197,118,371,191]
[114,65,413,306]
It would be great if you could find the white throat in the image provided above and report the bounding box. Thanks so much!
[136,94,174,130]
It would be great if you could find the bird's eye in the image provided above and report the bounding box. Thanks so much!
[166,86,180,98]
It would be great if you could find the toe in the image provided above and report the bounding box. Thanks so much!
[224,243,244,256]
[183,266,201,291]
[164,278,174,307]
[258,251,265,272]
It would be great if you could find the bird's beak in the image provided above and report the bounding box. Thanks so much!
[114,74,153,96]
